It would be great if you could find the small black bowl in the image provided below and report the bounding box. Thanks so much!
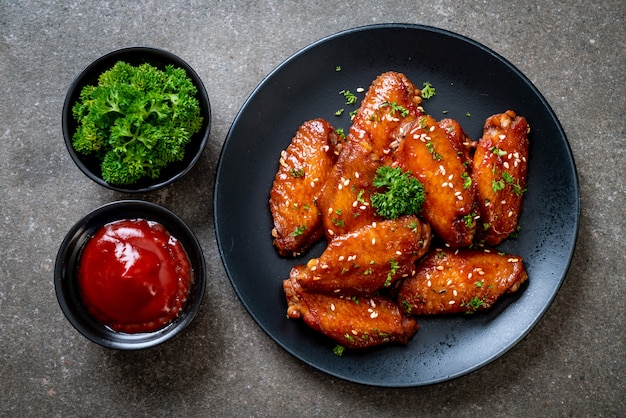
[54,200,206,349]
[62,47,211,193]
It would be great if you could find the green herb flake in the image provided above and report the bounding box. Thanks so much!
[461,172,472,189]
[380,101,409,117]
[333,344,345,356]
[339,89,358,105]
[421,82,436,99]
[289,168,305,178]
[292,225,306,237]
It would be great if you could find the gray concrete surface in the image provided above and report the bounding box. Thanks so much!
[1,1,624,416]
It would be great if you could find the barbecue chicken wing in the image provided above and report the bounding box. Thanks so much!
[398,248,528,315]
[349,71,423,160]
[270,119,341,256]
[293,216,431,295]
[284,276,419,349]
[393,114,477,248]
[471,110,529,246]
[438,118,475,166]
[316,139,383,239]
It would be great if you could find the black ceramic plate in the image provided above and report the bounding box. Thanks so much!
[214,24,579,386]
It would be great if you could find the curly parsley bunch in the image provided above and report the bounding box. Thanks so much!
[71,61,203,185]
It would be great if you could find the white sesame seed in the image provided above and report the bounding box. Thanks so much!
[372,222,377,228]
[338,255,345,261]
[437,265,444,271]
[442,182,449,187]
[357,87,365,93]
[427,280,432,287]
[503,162,510,169]
[355,172,360,178]
[328,229,335,236]
[499,134,506,140]
[448,174,454,180]
[468,272,473,279]
[359,205,367,210]
[372,238,376,245]
[370,299,376,308]
[457,195,463,200]
[453,290,458,297]
[455,191,462,196]
[330,303,335,311]
[338,184,343,190]
[396,251,402,255]
[370,311,379,318]
[430,125,436,132]
[449,300,456,305]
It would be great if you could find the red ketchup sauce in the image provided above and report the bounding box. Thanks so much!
[78,219,192,333]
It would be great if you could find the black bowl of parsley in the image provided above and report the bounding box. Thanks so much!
[62,47,211,193]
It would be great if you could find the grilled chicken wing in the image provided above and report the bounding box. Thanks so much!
[394,114,477,248]
[438,118,475,166]
[284,276,419,349]
[349,71,423,159]
[471,110,529,246]
[398,248,528,315]
[293,216,431,295]
[270,119,341,256]
[316,139,383,239]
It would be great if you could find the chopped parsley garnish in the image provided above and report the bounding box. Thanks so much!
[421,82,436,99]
[384,259,400,287]
[289,168,305,178]
[333,344,345,356]
[492,179,505,192]
[380,101,409,117]
[462,296,486,313]
[339,89,358,105]
[371,166,425,219]
[335,127,347,140]
[426,141,443,161]
[292,225,306,237]
[335,108,344,116]
[461,172,472,189]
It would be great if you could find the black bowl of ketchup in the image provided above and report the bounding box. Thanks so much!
[55,200,206,349]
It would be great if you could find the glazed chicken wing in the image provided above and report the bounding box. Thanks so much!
[284,276,419,349]
[398,248,528,315]
[349,71,423,159]
[270,119,341,256]
[292,215,431,295]
[393,114,477,248]
[471,110,529,246]
[316,139,383,239]
[438,118,475,166]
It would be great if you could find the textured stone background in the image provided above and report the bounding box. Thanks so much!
[1,1,624,416]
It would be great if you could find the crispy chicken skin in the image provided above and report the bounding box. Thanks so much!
[270,119,341,256]
[471,110,529,246]
[394,114,477,248]
[316,139,383,239]
[398,248,528,315]
[349,71,423,159]
[284,276,419,349]
[292,215,431,295]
